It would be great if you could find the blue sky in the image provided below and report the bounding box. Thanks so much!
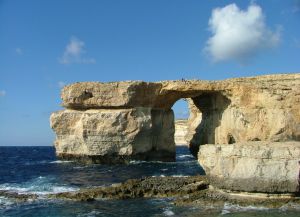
[0,0,299,146]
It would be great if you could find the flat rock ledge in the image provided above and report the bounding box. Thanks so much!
[198,141,300,193]
[2,176,300,210]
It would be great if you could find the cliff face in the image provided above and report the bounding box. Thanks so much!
[51,108,175,163]
[174,120,188,145]
[198,142,300,193]
[50,73,300,192]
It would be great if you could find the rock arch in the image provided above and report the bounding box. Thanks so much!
[50,73,300,163]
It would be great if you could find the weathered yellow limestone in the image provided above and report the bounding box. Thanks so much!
[51,73,300,192]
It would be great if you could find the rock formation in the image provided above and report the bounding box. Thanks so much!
[174,119,188,145]
[198,141,300,193]
[51,108,175,163]
[51,73,300,193]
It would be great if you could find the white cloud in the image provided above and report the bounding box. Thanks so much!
[0,90,6,97]
[16,48,23,55]
[204,3,281,63]
[58,81,66,88]
[59,37,96,64]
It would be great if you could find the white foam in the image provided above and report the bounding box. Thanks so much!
[279,202,300,211]
[151,175,166,177]
[0,176,78,195]
[171,175,189,177]
[177,154,194,159]
[0,196,14,207]
[49,160,73,164]
[77,210,102,217]
[221,202,269,215]
[163,208,175,216]
[129,160,147,164]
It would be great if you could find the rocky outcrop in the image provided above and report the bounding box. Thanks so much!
[174,119,188,145]
[50,73,300,164]
[52,176,208,201]
[3,175,300,212]
[198,141,300,193]
[50,108,175,163]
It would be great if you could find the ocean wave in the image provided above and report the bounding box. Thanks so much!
[129,160,185,165]
[0,196,14,207]
[171,175,189,177]
[129,160,147,164]
[49,160,73,164]
[221,202,269,215]
[177,154,194,159]
[77,210,102,217]
[163,207,175,216]
[151,175,166,177]
[0,176,78,195]
[279,202,300,211]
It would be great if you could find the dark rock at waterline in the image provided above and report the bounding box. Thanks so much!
[51,176,209,201]
[2,175,300,210]
[175,188,300,209]
[0,190,38,202]
[56,150,176,164]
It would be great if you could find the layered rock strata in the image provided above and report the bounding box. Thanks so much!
[174,119,188,145]
[198,141,300,193]
[51,73,300,165]
[51,108,175,163]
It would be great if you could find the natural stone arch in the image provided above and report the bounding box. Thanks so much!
[50,73,300,163]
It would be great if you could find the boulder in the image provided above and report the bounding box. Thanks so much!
[50,108,175,163]
[198,141,300,193]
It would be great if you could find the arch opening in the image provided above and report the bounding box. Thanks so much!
[172,98,189,146]
[187,91,231,156]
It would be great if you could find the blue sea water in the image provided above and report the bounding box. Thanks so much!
[0,146,299,217]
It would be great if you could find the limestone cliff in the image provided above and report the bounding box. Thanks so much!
[50,73,300,168]
[198,141,300,193]
[174,119,188,145]
[50,108,175,163]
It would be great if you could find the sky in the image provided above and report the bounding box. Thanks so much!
[0,0,299,146]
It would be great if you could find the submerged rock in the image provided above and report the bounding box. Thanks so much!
[198,141,300,193]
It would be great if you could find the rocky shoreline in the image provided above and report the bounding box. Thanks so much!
[2,175,300,210]
[48,73,300,206]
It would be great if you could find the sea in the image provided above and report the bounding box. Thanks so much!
[0,146,299,217]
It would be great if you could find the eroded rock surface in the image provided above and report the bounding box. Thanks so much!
[174,119,188,145]
[51,73,300,163]
[51,108,175,163]
[52,176,208,201]
[198,141,300,193]
[3,176,299,211]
